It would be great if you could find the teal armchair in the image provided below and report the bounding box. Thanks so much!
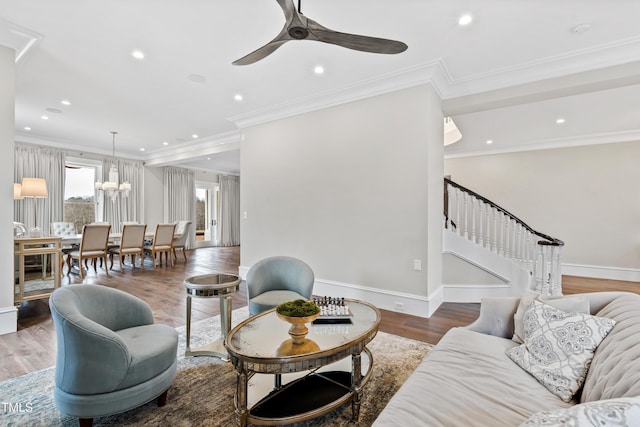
[49,285,178,426]
[246,256,315,315]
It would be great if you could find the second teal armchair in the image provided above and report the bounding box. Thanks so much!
[246,256,315,315]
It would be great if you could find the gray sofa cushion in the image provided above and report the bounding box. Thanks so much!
[373,327,571,427]
[581,293,640,402]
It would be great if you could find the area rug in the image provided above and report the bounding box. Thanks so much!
[0,307,432,426]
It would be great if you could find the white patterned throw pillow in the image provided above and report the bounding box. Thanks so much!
[512,289,590,344]
[506,300,615,402]
[520,396,640,427]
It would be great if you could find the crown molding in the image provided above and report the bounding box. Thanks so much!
[15,130,241,165]
[15,133,146,161]
[444,35,640,98]
[228,36,640,131]
[444,129,640,159]
[0,18,42,63]
[228,59,452,129]
[143,131,241,167]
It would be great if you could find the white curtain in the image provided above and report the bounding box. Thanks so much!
[14,145,65,234]
[219,174,240,247]
[101,159,144,232]
[163,166,196,249]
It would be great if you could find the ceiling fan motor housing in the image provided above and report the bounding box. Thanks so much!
[288,26,309,39]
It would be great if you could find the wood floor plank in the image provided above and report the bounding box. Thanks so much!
[0,246,636,382]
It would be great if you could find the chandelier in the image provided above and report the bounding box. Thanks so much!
[95,131,131,202]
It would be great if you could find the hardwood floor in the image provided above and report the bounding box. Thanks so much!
[0,246,637,382]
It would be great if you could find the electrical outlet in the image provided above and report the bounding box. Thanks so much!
[413,259,422,271]
[394,302,405,311]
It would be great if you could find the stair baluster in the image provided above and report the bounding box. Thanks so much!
[444,178,564,296]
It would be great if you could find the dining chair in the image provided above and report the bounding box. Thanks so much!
[144,224,176,268]
[66,224,111,279]
[50,222,77,274]
[109,224,147,272]
[172,221,192,263]
[50,222,76,236]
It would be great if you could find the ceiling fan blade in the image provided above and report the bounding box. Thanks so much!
[232,39,290,65]
[232,0,303,65]
[311,29,407,54]
[275,0,298,23]
[233,0,406,64]
[307,18,407,54]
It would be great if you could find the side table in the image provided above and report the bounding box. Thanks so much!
[14,235,62,305]
[184,273,241,360]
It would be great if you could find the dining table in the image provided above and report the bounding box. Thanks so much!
[61,231,183,275]
[60,231,182,246]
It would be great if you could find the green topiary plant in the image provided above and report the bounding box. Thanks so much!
[276,299,320,317]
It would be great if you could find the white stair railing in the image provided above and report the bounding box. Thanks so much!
[444,178,564,296]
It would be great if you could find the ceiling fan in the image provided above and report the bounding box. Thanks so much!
[233,0,408,65]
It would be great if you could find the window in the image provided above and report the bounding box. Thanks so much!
[196,188,207,241]
[64,159,101,232]
[195,182,219,247]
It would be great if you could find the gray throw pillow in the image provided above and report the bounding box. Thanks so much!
[506,300,615,402]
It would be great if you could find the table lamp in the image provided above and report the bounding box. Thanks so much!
[14,183,23,200]
[20,177,48,237]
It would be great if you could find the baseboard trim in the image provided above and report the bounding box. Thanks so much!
[442,284,513,303]
[562,263,640,283]
[239,265,441,318]
[0,305,18,335]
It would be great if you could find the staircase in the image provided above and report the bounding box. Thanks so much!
[443,178,564,301]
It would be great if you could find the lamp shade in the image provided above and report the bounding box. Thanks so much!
[20,177,48,198]
[13,183,23,200]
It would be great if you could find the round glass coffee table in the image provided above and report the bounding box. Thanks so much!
[224,299,381,427]
[183,273,241,360]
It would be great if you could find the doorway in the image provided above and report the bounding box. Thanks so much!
[195,182,219,248]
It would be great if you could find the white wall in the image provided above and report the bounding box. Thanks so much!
[443,253,507,285]
[241,85,444,316]
[445,141,640,280]
[1,46,17,334]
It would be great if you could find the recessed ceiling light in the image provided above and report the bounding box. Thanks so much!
[61,99,71,106]
[234,94,243,101]
[162,141,169,146]
[192,134,199,139]
[571,23,591,34]
[486,139,493,144]
[139,148,145,152]
[314,65,325,75]
[556,118,566,124]
[131,50,145,60]
[207,157,211,161]
[41,115,49,120]
[187,74,207,83]
[24,126,31,131]
[458,14,473,26]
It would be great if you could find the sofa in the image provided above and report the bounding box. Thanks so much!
[373,291,640,426]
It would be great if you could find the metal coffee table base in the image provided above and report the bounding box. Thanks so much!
[183,273,241,361]
[185,294,233,360]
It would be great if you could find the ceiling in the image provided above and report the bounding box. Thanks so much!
[2,0,640,175]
